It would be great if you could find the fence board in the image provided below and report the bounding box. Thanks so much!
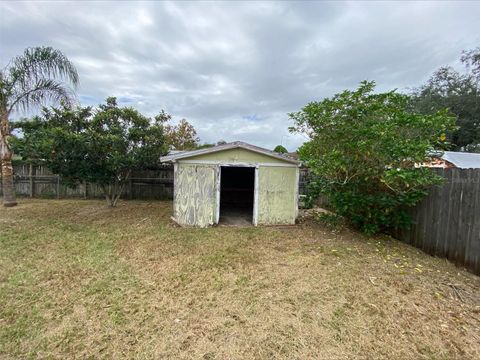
[393,168,480,275]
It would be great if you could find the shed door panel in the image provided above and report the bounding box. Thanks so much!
[257,166,297,225]
[174,164,217,227]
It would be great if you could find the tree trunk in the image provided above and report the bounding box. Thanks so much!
[112,170,130,207]
[100,171,130,207]
[0,108,17,207]
[101,184,113,207]
[1,154,16,207]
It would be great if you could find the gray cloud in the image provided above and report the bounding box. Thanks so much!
[1,1,479,151]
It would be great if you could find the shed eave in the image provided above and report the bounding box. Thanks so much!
[160,141,300,165]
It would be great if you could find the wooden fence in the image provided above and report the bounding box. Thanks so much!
[298,167,310,196]
[392,168,480,275]
[0,164,174,200]
[1,164,311,201]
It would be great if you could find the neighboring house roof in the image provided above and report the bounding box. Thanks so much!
[441,151,480,169]
[160,141,300,164]
[287,152,299,160]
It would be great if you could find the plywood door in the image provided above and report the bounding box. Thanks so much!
[174,164,218,227]
[256,166,297,225]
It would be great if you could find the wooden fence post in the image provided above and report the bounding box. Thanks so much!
[56,175,60,199]
[128,178,133,199]
[29,163,35,197]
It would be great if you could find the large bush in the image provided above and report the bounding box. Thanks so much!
[13,97,168,206]
[289,81,456,234]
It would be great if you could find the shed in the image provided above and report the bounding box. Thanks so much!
[160,141,301,227]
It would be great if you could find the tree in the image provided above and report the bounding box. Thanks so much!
[461,47,480,81]
[160,118,199,150]
[289,81,456,234]
[197,143,215,149]
[411,48,480,152]
[0,47,78,206]
[196,140,228,149]
[273,145,288,153]
[10,116,48,164]
[13,98,168,207]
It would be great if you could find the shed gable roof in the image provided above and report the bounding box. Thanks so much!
[160,141,300,164]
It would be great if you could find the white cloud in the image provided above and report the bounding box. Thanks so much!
[1,0,479,152]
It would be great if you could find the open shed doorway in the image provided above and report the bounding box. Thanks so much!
[219,166,255,225]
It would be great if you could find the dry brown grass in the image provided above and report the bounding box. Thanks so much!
[0,199,479,360]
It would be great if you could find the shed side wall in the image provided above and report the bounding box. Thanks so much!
[174,163,217,227]
[257,166,297,225]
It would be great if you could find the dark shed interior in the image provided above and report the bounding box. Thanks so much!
[219,166,255,225]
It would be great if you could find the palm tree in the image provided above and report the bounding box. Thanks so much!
[0,47,79,207]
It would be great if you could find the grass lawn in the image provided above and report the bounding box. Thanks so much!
[1,199,479,359]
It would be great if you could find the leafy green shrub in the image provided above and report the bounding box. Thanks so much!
[302,176,329,209]
[289,81,456,235]
[273,145,288,154]
[316,212,344,231]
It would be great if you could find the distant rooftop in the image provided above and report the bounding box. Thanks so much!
[440,151,480,169]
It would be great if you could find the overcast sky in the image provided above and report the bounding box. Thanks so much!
[1,1,479,150]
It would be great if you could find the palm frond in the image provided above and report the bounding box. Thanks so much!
[8,47,79,88]
[8,79,75,113]
[4,47,79,114]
